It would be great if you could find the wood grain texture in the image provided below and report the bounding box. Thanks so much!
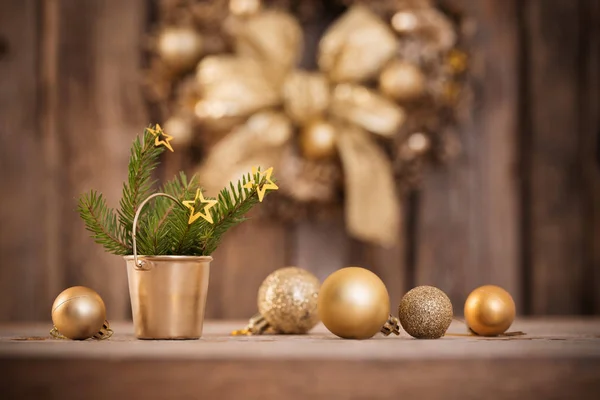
[1,0,599,322]
[581,0,600,315]
[525,0,586,314]
[589,0,600,314]
[415,0,521,311]
[205,216,289,319]
[348,205,407,311]
[1,320,599,399]
[292,213,351,282]
[51,0,148,319]
[0,0,43,320]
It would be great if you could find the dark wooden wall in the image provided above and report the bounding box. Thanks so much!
[0,0,598,322]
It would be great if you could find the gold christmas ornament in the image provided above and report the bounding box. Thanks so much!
[398,285,453,339]
[318,267,397,339]
[464,285,516,336]
[299,120,337,160]
[234,267,320,335]
[51,286,108,340]
[157,27,203,72]
[379,61,427,102]
[229,0,261,16]
[164,115,194,146]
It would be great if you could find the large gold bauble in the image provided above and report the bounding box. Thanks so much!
[299,120,337,160]
[398,285,453,339]
[318,267,390,339]
[157,27,203,72]
[51,286,106,340]
[464,285,516,336]
[258,267,321,334]
[379,61,426,102]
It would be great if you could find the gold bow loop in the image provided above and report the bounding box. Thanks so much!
[228,10,303,87]
[318,6,398,83]
[197,6,404,246]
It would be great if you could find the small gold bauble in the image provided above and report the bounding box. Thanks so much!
[464,285,516,336]
[258,267,321,334]
[406,132,431,155]
[299,120,337,160]
[379,61,426,102]
[398,285,453,339]
[318,267,390,339]
[391,11,419,34]
[229,0,261,16]
[164,115,194,146]
[51,286,106,340]
[157,27,203,72]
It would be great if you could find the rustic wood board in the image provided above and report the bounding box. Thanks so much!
[0,319,599,399]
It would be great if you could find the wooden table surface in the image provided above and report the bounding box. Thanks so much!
[1,318,599,399]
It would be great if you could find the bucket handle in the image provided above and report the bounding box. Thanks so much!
[132,192,181,270]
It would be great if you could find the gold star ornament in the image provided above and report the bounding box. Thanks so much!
[182,189,218,224]
[243,166,278,202]
[147,124,174,152]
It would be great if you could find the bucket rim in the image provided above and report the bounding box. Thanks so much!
[123,255,213,262]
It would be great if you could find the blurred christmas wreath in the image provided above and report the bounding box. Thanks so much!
[145,0,469,246]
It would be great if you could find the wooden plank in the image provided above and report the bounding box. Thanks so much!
[2,358,600,400]
[52,0,148,320]
[581,0,600,314]
[0,1,43,320]
[348,204,408,312]
[2,319,600,356]
[415,0,521,311]
[293,213,351,282]
[526,0,586,314]
[205,216,289,319]
[1,320,600,399]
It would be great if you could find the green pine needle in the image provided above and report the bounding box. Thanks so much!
[77,126,274,256]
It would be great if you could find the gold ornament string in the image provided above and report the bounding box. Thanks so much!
[50,320,114,341]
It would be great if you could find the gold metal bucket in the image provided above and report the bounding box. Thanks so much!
[124,193,212,339]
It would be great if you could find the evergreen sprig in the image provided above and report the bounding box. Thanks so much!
[77,126,273,257]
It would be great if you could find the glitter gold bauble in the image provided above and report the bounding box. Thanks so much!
[157,27,203,72]
[51,286,106,340]
[464,285,516,336]
[379,61,426,102]
[318,267,390,339]
[257,267,321,334]
[398,285,453,339]
[299,120,337,160]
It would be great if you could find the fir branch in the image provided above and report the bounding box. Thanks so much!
[199,172,266,255]
[118,127,164,247]
[78,191,131,255]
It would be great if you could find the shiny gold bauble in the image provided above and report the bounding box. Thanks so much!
[157,27,203,72]
[318,267,390,339]
[299,120,337,160]
[379,61,426,102]
[51,286,106,340]
[464,285,516,336]
[258,267,321,334]
[398,286,453,339]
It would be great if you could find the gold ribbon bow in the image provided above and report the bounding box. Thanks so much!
[197,6,403,246]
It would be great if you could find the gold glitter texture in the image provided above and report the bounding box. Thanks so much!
[258,267,320,334]
[398,285,453,339]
